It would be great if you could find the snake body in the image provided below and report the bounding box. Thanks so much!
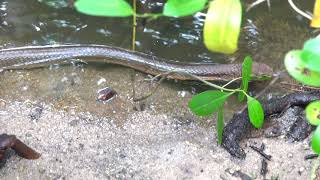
[0,44,273,81]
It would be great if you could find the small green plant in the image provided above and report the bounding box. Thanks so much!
[284,37,320,153]
[188,56,265,144]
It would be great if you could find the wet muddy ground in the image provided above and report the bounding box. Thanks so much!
[0,0,319,179]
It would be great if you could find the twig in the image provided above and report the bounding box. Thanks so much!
[254,73,280,99]
[288,0,312,20]
[246,0,271,12]
[250,145,272,160]
[261,158,268,176]
[246,0,312,21]
[133,72,170,102]
[305,154,319,160]
[280,82,320,91]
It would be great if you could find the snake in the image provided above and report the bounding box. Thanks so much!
[0,44,273,81]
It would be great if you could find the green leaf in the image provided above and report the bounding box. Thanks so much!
[203,0,242,54]
[163,0,208,17]
[303,38,320,55]
[312,126,320,154]
[74,0,133,17]
[247,97,264,128]
[188,90,232,116]
[284,50,320,87]
[217,107,224,145]
[300,38,320,72]
[300,51,320,72]
[306,101,320,126]
[238,56,252,102]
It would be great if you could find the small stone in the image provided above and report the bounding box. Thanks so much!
[22,86,29,91]
[303,142,310,150]
[298,167,305,174]
[0,100,6,108]
[97,87,117,103]
[177,91,188,97]
[226,168,235,174]
[119,153,126,158]
[61,76,68,82]
[69,120,79,126]
[97,78,106,85]
[99,150,104,155]
[29,105,44,121]
[38,168,46,174]
[287,153,293,158]
[234,166,241,171]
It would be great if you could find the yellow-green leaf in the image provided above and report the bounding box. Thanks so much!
[203,0,242,54]
[284,50,320,87]
[306,101,320,126]
[311,0,320,28]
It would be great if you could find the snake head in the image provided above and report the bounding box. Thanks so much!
[251,62,274,80]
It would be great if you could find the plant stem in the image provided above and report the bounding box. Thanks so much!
[132,0,137,51]
[133,70,243,102]
[222,77,242,88]
[182,72,240,92]
[146,70,239,92]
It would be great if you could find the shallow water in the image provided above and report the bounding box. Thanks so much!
[0,0,312,64]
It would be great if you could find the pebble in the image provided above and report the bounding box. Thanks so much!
[0,100,6,108]
[299,167,305,174]
[177,91,188,97]
[97,78,106,85]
